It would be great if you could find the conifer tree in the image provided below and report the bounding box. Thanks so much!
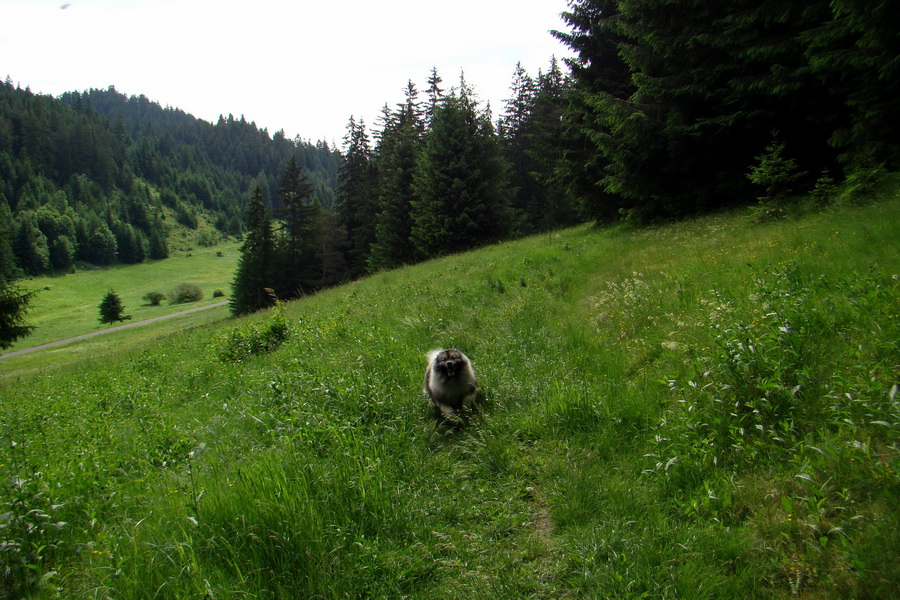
[0,226,34,350]
[98,289,128,323]
[553,0,633,222]
[411,78,511,257]
[337,116,377,276]
[230,186,277,316]
[499,62,539,233]
[274,156,314,298]
[425,67,444,125]
[369,84,424,271]
[0,281,35,350]
[12,216,50,275]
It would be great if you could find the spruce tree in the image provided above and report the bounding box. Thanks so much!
[368,85,424,271]
[0,281,35,350]
[274,156,314,298]
[337,116,378,276]
[98,289,128,324]
[231,186,277,316]
[0,225,35,349]
[411,79,511,258]
[553,0,633,222]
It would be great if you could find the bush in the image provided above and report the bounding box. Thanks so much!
[212,289,225,298]
[746,136,806,221]
[169,283,204,304]
[143,291,166,306]
[218,303,289,363]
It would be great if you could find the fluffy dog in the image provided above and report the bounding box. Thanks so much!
[423,348,477,419]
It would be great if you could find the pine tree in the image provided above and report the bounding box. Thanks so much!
[425,67,445,125]
[0,280,36,350]
[553,0,633,221]
[337,116,377,276]
[230,186,277,316]
[98,289,128,324]
[803,0,900,167]
[368,85,424,271]
[524,58,582,230]
[12,215,50,275]
[274,156,314,298]
[306,204,349,289]
[411,78,511,258]
[499,62,540,233]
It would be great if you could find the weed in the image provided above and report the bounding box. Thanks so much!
[217,294,290,362]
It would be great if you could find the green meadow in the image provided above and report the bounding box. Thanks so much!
[1,192,898,598]
[2,241,240,355]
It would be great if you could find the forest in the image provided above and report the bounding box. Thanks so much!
[3,0,899,314]
[0,81,340,282]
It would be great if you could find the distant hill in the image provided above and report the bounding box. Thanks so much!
[0,80,340,279]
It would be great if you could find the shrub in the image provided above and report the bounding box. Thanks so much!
[218,300,289,363]
[747,136,806,221]
[143,291,166,306]
[212,289,225,298]
[169,283,203,304]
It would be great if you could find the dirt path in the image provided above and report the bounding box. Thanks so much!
[0,301,229,359]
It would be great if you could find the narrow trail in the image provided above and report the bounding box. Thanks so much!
[0,301,229,359]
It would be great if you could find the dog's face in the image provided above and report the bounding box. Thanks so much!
[433,349,466,378]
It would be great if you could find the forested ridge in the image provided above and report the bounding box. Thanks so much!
[0,80,340,281]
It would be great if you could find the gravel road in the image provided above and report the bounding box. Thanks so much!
[0,301,229,359]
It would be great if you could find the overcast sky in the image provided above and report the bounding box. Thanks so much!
[1,0,575,146]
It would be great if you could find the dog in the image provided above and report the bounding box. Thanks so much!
[423,348,477,420]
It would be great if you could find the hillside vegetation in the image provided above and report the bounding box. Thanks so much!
[1,191,898,598]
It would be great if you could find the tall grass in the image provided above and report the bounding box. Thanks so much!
[1,190,898,598]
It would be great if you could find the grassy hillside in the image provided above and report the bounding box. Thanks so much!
[1,193,898,598]
[2,241,240,355]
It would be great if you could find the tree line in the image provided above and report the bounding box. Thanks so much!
[3,0,899,332]
[231,63,580,315]
[0,81,340,282]
[231,0,900,314]
[554,0,899,222]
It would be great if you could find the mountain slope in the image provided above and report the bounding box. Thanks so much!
[1,192,898,598]
[0,81,340,279]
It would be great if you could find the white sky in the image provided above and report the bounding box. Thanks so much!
[0,0,575,146]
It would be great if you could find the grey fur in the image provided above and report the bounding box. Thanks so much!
[423,348,477,418]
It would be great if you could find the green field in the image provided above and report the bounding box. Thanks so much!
[2,241,240,355]
[1,194,898,598]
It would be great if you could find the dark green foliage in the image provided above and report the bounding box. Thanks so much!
[1,82,340,277]
[218,302,289,363]
[411,82,512,257]
[273,156,315,298]
[147,221,169,259]
[368,86,425,271]
[305,205,349,289]
[98,289,128,324]
[499,58,581,233]
[0,281,35,349]
[12,216,50,275]
[86,224,118,265]
[168,283,203,304]
[555,0,900,222]
[230,187,277,317]
[336,116,378,277]
[746,137,807,221]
